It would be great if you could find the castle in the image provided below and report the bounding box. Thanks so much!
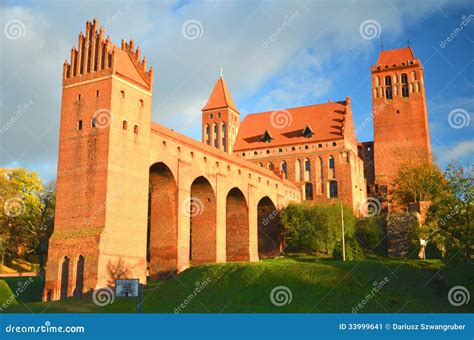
[43,20,431,301]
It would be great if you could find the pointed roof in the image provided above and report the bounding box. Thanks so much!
[376,47,415,65]
[202,76,238,112]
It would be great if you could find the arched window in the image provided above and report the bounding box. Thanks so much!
[376,76,380,86]
[328,156,335,178]
[221,122,227,151]
[295,159,302,181]
[374,88,378,98]
[329,181,338,198]
[281,161,288,179]
[304,158,311,181]
[394,74,398,84]
[213,123,218,148]
[267,162,274,170]
[401,73,409,97]
[205,124,210,145]
[410,83,414,93]
[258,162,263,167]
[385,76,392,99]
[416,82,420,92]
[411,71,417,81]
[73,255,85,297]
[60,256,70,300]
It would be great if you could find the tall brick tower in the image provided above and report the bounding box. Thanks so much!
[371,47,432,208]
[201,72,240,153]
[43,19,153,300]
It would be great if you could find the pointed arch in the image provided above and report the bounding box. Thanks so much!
[257,197,283,258]
[60,256,70,299]
[226,188,249,262]
[73,255,85,297]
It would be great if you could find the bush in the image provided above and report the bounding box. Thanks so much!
[333,237,365,261]
[355,215,387,255]
[280,202,357,256]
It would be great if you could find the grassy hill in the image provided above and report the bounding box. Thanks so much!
[2,255,473,313]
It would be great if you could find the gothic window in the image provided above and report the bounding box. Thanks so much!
[304,158,311,181]
[213,123,218,148]
[91,117,97,128]
[122,120,127,130]
[411,71,417,81]
[376,76,380,86]
[77,120,83,131]
[295,159,302,181]
[281,161,288,179]
[401,73,409,97]
[221,123,227,151]
[134,125,138,134]
[329,155,335,178]
[205,124,210,145]
[385,76,393,99]
[329,181,338,198]
[416,82,420,92]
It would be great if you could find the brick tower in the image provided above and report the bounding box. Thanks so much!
[201,71,240,153]
[371,47,432,208]
[43,19,153,300]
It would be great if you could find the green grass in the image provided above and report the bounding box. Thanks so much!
[2,255,473,313]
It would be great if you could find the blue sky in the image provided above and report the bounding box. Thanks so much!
[0,0,472,182]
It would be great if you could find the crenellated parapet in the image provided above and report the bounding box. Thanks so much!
[63,19,153,90]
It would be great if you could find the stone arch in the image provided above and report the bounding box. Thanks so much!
[60,256,70,299]
[148,162,178,277]
[226,187,249,262]
[73,255,85,297]
[190,176,216,265]
[257,196,283,258]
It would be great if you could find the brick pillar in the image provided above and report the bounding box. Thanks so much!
[215,175,227,263]
[248,184,259,262]
[176,182,191,272]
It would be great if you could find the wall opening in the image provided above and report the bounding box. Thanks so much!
[257,197,282,258]
[60,256,70,300]
[73,255,84,297]
[226,188,249,262]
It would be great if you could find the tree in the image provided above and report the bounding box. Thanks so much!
[0,168,55,271]
[425,163,473,263]
[393,159,447,207]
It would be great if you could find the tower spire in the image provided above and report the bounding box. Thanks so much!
[220,67,223,79]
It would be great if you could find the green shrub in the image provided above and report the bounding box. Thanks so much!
[355,215,387,255]
[280,202,357,256]
[333,237,365,261]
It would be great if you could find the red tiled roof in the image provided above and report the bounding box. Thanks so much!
[233,101,348,151]
[376,47,415,65]
[202,77,238,112]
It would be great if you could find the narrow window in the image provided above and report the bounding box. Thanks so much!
[329,155,335,178]
[139,99,144,107]
[96,90,99,97]
[210,113,213,119]
[122,120,128,130]
[218,112,221,118]
[281,161,288,179]
[213,123,218,148]
[304,158,311,181]
[205,124,210,145]
[329,181,338,198]
[77,94,81,102]
[401,73,409,97]
[411,71,417,81]
[305,183,313,200]
[77,120,83,130]
[385,75,393,99]
[134,125,138,134]
[221,122,227,151]
[316,156,323,194]
[120,90,125,98]
[295,159,302,181]
[91,117,97,128]
[267,162,274,170]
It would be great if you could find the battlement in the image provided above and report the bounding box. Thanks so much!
[63,19,153,89]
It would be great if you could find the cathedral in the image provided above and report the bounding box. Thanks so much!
[43,20,431,300]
